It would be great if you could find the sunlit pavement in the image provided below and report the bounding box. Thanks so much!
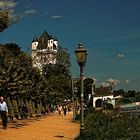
[0,112,80,140]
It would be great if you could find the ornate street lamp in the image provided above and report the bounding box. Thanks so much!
[75,43,87,136]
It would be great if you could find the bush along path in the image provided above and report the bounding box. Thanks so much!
[0,112,80,140]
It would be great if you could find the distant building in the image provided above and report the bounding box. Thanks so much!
[31,31,58,73]
[93,86,114,108]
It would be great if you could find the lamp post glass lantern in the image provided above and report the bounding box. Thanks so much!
[75,43,87,136]
[75,43,87,73]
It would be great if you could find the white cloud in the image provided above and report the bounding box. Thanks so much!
[101,82,110,87]
[0,1,19,20]
[107,78,115,83]
[24,9,36,15]
[107,78,120,85]
[125,79,130,84]
[0,1,17,10]
[117,53,124,58]
[51,15,62,19]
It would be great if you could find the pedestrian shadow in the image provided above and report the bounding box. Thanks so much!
[54,135,72,139]
[54,132,73,140]
[8,118,41,129]
[9,122,28,129]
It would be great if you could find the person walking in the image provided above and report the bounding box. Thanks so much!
[63,105,67,116]
[57,105,62,115]
[0,96,8,129]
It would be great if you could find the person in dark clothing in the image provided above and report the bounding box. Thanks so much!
[0,96,8,129]
[63,105,67,116]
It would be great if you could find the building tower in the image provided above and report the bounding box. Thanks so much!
[31,36,38,66]
[31,31,58,73]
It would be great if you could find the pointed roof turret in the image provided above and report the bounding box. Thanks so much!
[39,30,50,41]
[37,30,50,49]
[32,36,38,42]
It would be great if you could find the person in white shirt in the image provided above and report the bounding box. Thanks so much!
[0,96,8,129]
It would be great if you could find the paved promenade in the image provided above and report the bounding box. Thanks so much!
[0,112,80,140]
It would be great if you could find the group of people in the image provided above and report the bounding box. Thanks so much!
[0,96,72,129]
[0,96,8,129]
[57,105,68,116]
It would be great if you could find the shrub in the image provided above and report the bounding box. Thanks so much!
[75,109,140,140]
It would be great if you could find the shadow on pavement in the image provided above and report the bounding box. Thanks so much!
[54,135,72,139]
[8,118,41,129]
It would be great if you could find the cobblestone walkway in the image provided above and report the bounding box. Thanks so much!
[0,112,80,140]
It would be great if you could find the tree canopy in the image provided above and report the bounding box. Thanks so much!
[0,10,19,32]
[45,46,72,104]
[0,43,72,106]
[0,43,50,101]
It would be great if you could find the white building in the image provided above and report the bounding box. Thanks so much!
[31,31,58,73]
[93,87,114,108]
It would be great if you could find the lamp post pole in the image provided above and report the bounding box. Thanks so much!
[71,77,75,121]
[74,86,78,115]
[80,66,84,136]
[75,43,87,136]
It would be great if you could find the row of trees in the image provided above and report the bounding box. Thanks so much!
[114,89,140,104]
[0,10,72,119]
[0,43,72,119]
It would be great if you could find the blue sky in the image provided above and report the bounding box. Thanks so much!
[0,0,140,91]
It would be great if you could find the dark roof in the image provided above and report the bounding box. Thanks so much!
[39,30,50,41]
[37,31,50,49]
[94,87,113,97]
[32,36,38,42]
[33,30,58,50]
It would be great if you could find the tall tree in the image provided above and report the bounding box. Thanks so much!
[45,46,71,104]
[0,43,50,100]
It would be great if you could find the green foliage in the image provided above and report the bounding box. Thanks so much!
[56,46,71,69]
[115,89,140,104]
[115,89,125,96]
[0,10,10,32]
[3,43,21,56]
[0,10,19,32]
[0,42,72,116]
[0,43,53,118]
[135,93,140,102]
[104,115,140,140]
[83,78,93,100]
[45,46,72,104]
[84,111,111,140]
[75,109,140,140]
[0,43,49,100]
[74,78,95,107]
[0,40,72,119]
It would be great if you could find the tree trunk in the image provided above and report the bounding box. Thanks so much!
[12,98,20,119]
[6,96,14,121]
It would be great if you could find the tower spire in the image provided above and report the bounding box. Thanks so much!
[32,36,38,42]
